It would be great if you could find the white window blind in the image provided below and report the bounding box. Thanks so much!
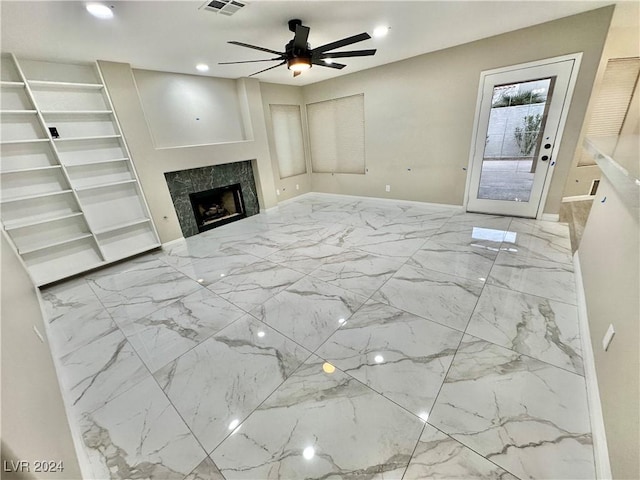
[307,94,365,174]
[270,104,307,178]
[579,57,640,166]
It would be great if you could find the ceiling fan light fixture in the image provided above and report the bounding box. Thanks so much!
[288,57,311,72]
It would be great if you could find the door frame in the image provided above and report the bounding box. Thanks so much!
[463,53,583,219]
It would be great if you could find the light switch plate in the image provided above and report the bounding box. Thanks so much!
[602,324,615,351]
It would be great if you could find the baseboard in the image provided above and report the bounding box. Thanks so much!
[541,213,560,222]
[563,195,594,203]
[161,237,185,248]
[309,191,464,210]
[267,192,313,210]
[573,252,612,480]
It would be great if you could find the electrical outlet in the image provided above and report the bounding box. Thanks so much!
[385,185,391,192]
[602,324,615,351]
[276,189,280,196]
[296,184,299,190]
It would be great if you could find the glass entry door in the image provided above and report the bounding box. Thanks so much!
[466,56,580,218]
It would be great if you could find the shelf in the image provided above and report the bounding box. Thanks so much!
[64,157,129,167]
[1,189,72,204]
[0,138,49,145]
[25,245,104,287]
[1,110,37,114]
[104,242,161,263]
[28,80,104,90]
[0,81,25,88]
[1,165,62,175]
[19,233,93,255]
[41,110,112,115]
[74,179,137,192]
[1,56,160,287]
[4,211,84,231]
[94,218,151,235]
[54,134,121,142]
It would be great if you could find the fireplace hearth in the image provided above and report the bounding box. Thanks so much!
[189,183,246,233]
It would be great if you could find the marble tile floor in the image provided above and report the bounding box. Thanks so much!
[41,194,594,480]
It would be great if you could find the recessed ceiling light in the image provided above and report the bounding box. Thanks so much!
[196,63,210,72]
[86,3,114,19]
[373,26,389,38]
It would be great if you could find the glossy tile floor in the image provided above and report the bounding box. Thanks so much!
[41,194,594,479]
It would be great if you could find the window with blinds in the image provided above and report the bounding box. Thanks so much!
[270,104,307,179]
[579,57,640,166]
[306,94,365,174]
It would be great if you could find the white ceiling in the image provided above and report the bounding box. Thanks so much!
[0,0,621,86]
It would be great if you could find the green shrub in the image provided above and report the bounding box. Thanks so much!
[514,114,542,156]
[493,91,544,108]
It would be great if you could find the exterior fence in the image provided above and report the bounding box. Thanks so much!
[484,103,545,159]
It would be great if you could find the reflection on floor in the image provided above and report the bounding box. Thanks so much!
[559,199,594,252]
[41,194,594,479]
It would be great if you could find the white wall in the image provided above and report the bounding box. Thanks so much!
[577,174,639,479]
[99,61,278,243]
[302,7,613,213]
[0,233,81,480]
[133,69,246,148]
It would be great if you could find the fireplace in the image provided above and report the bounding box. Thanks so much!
[165,161,259,238]
[189,183,246,233]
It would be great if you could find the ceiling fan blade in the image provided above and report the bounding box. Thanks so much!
[315,49,376,59]
[312,59,346,70]
[293,24,310,50]
[228,41,284,56]
[249,61,287,77]
[313,32,371,55]
[219,57,284,65]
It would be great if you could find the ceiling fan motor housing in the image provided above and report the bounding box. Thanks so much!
[288,19,303,32]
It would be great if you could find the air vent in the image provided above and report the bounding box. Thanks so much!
[200,0,247,16]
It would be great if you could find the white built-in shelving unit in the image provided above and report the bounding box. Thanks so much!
[1,54,160,286]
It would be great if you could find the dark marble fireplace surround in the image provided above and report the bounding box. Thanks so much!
[165,161,259,237]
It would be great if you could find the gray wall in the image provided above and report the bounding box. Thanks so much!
[1,233,82,480]
[260,82,311,203]
[133,69,247,148]
[99,61,278,244]
[578,175,639,479]
[301,7,613,213]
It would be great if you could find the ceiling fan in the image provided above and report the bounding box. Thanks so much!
[219,19,377,77]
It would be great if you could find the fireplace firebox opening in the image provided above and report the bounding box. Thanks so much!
[189,183,246,233]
